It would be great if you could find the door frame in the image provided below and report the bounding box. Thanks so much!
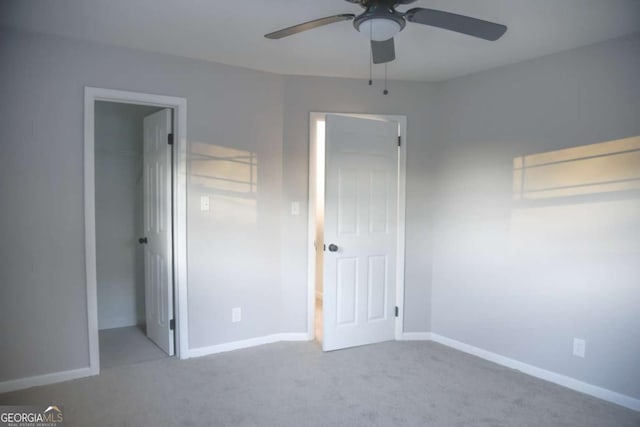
[307,112,407,342]
[84,87,189,375]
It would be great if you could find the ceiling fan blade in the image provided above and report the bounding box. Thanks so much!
[371,38,395,64]
[265,14,355,39]
[405,8,507,41]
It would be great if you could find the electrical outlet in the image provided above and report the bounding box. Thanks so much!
[232,307,241,323]
[573,338,586,358]
[200,196,210,211]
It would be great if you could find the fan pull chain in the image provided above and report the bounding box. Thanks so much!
[368,23,373,86]
[383,63,388,95]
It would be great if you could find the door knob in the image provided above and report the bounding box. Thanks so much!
[328,244,338,252]
[138,237,148,244]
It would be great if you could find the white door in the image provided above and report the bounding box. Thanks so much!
[143,109,174,356]
[323,114,399,351]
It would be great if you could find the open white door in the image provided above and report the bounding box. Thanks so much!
[142,109,174,356]
[323,114,399,351]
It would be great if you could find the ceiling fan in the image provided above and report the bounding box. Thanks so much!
[265,0,507,64]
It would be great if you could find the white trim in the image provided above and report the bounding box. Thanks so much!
[399,332,432,341]
[430,333,640,412]
[84,93,99,376]
[84,87,190,376]
[307,113,408,342]
[394,116,407,341]
[188,333,310,358]
[0,368,93,394]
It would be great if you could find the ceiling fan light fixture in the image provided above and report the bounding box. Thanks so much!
[356,17,402,41]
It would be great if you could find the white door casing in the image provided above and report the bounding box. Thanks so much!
[322,114,399,351]
[85,87,188,377]
[143,109,174,356]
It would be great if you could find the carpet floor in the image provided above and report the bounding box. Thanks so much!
[1,341,638,426]
[99,325,169,369]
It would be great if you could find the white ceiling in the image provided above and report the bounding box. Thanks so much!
[2,0,639,82]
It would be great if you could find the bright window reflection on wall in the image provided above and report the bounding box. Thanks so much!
[510,136,640,257]
[513,136,640,200]
[190,142,258,224]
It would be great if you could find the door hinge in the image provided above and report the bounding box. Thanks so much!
[397,136,401,147]
[168,133,174,145]
[395,306,399,317]
[169,318,175,330]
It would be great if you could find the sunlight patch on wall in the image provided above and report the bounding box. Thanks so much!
[513,136,640,200]
[190,142,258,224]
[510,135,640,258]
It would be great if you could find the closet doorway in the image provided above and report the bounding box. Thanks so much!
[84,87,188,375]
[94,101,173,368]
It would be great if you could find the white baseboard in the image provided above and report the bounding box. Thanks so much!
[0,367,94,394]
[187,333,311,359]
[4,332,636,412]
[398,332,432,341]
[430,333,640,412]
[278,333,310,342]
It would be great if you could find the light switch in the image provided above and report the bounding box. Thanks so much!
[291,201,300,216]
[573,338,586,358]
[200,196,210,211]
[232,307,241,323]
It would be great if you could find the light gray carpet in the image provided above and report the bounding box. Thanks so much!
[1,341,638,426]
[99,325,168,369]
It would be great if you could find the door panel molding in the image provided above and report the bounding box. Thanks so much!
[323,114,398,350]
[143,108,174,355]
[84,87,188,376]
[307,112,407,343]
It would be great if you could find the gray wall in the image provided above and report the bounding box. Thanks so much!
[95,101,161,330]
[0,29,437,384]
[0,28,284,381]
[431,34,640,399]
[281,76,438,333]
[1,24,637,401]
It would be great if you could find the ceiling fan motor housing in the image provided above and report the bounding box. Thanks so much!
[345,0,417,6]
[353,0,407,41]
